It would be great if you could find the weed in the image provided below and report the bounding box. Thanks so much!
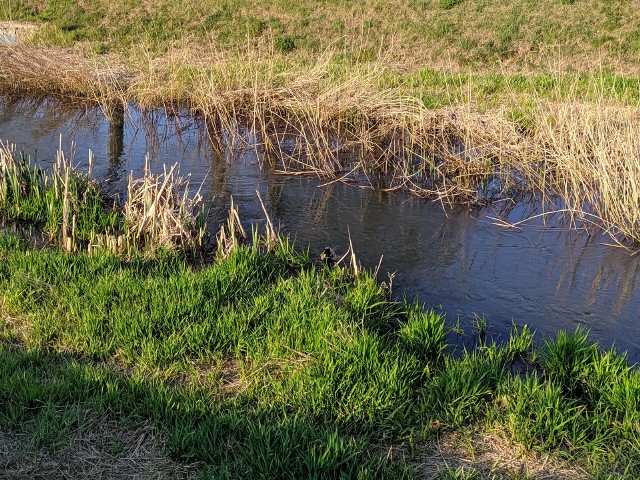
[440,0,465,9]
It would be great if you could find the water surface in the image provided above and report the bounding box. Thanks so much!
[1,98,638,361]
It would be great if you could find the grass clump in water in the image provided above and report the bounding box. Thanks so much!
[0,141,118,246]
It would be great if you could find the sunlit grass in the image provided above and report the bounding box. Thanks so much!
[0,143,205,254]
[0,229,638,477]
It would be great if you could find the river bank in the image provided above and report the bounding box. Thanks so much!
[1,222,639,478]
[2,3,640,475]
[0,144,638,477]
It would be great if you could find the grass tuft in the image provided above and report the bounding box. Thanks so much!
[124,162,206,252]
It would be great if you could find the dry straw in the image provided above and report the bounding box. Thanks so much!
[124,162,205,251]
[4,44,640,245]
[216,196,246,258]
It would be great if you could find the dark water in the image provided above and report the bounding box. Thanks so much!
[1,98,639,361]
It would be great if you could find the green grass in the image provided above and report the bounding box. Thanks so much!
[0,149,119,242]
[3,0,640,72]
[1,230,639,477]
[0,146,205,253]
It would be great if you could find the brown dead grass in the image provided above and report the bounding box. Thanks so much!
[124,163,205,252]
[0,415,197,480]
[417,426,589,479]
[3,42,640,245]
[0,44,128,109]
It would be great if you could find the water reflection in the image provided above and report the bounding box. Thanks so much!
[108,103,125,164]
[0,98,639,361]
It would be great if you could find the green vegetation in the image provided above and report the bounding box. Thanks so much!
[2,1,640,476]
[0,138,638,475]
[1,230,638,477]
[2,0,639,71]
[0,143,205,253]
[0,143,119,245]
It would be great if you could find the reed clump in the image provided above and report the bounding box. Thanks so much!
[4,43,640,244]
[124,162,206,252]
[1,141,208,254]
[0,45,128,107]
[0,141,118,248]
[527,101,640,243]
[215,197,246,259]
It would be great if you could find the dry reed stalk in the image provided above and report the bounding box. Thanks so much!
[124,164,204,251]
[216,197,246,258]
[528,101,640,243]
[0,142,18,211]
[255,190,278,250]
[0,141,17,177]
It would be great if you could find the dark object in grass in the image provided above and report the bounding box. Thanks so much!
[320,246,337,265]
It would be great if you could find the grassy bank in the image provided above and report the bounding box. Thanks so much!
[1,141,638,476]
[1,228,639,478]
[2,0,640,72]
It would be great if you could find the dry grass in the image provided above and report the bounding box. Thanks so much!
[528,101,640,244]
[0,44,128,117]
[0,20,38,40]
[0,416,197,480]
[124,162,205,252]
[216,196,246,258]
[3,40,640,245]
[417,426,589,479]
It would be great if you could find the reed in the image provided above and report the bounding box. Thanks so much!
[215,196,246,259]
[0,45,127,111]
[529,101,640,243]
[124,162,206,252]
[1,142,208,254]
[3,44,640,244]
[0,140,118,246]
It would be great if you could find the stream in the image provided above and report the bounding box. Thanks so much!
[1,97,639,361]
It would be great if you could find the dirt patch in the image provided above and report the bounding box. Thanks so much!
[0,415,198,480]
[416,427,588,479]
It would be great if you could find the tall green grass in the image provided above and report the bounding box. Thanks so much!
[0,143,205,254]
[1,230,639,477]
[0,143,118,243]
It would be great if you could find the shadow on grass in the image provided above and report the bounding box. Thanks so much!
[0,344,413,479]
